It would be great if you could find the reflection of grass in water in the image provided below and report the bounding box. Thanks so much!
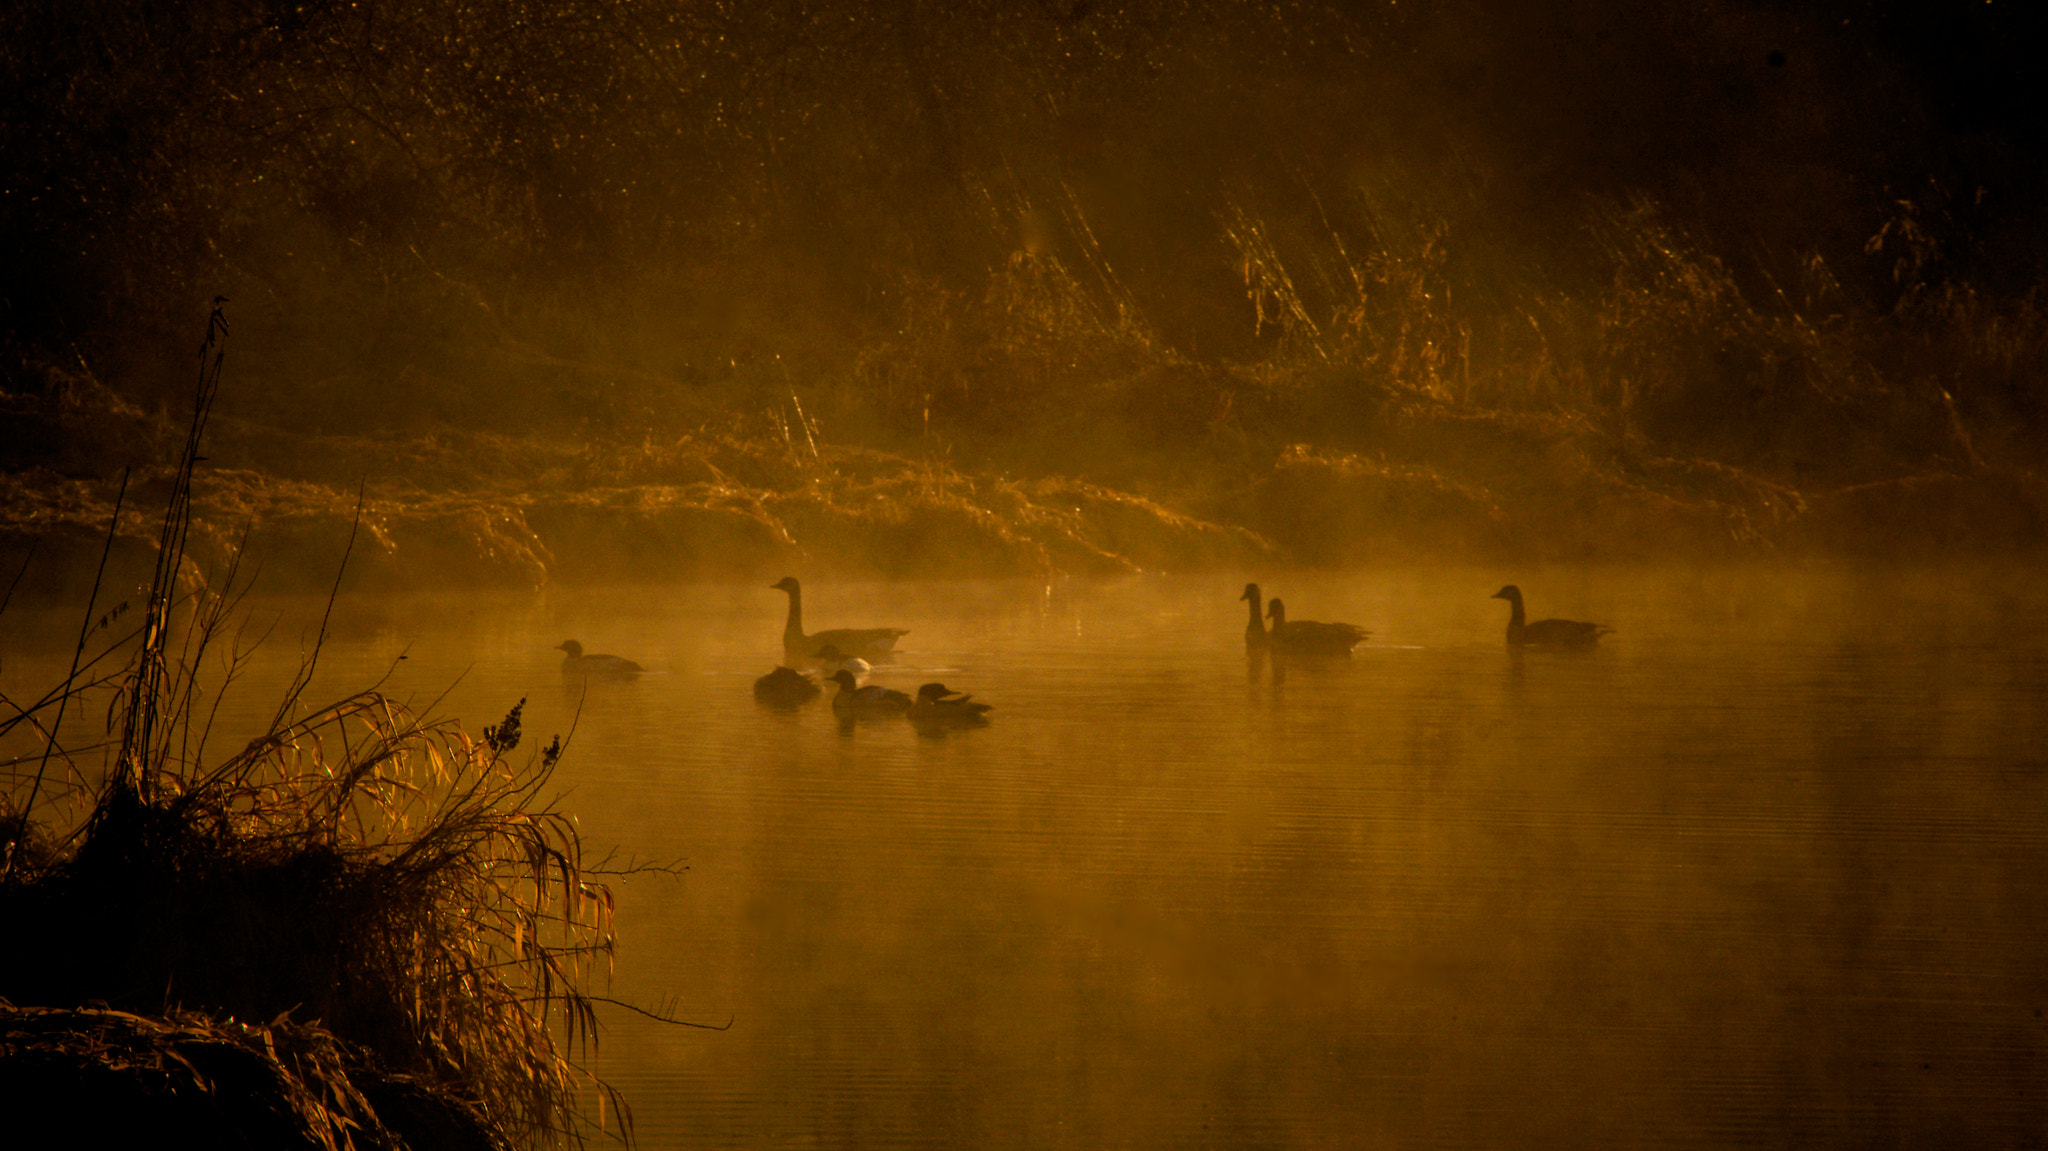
[0,307,632,1148]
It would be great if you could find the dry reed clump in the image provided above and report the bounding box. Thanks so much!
[2,305,630,1149]
[0,689,622,1150]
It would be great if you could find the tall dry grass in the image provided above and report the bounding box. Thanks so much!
[1,304,636,1148]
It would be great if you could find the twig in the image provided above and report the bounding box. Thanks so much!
[5,468,128,880]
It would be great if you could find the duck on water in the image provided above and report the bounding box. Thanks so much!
[754,665,821,706]
[1490,585,1612,647]
[772,577,909,663]
[908,682,993,727]
[828,669,913,715]
[555,640,644,678]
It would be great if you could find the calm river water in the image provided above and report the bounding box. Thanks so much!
[6,564,2047,1148]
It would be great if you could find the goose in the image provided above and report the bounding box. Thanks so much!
[1240,583,1270,647]
[1490,585,1612,646]
[1265,599,1369,655]
[771,577,909,662]
[812,644,873,678]
[828,669,912,714]
[753,665,821,706]
[908,682,994,726]
[555,640,644,678]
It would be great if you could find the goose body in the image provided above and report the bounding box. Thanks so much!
[908,682,993,726]
[829,669,913,714]
[1490,585,1611,646]
[1265,599,1368,655]
[753,665,821,706]
[772,577,909,662]
[1241,583,1270,647]
[555,640,644,678]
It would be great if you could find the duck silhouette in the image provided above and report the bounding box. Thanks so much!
[828,669,912,715]
[555,640,644,678]
[1490,585,1612,646]
[908,682,994,726]
[1265,599,1369,655]
[772,577,909,662]
[753,665,821,706]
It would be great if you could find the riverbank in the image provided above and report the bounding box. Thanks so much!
[4,386,2041,604]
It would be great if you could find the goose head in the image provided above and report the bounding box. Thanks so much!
[555,640,585,658]
[771,576,801,595]
[829,669,859,691]
[1490,585,1522,603]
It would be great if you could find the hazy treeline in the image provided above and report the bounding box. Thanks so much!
[4,0,2045,564]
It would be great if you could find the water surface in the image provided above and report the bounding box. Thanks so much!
[6,565,2046,1148]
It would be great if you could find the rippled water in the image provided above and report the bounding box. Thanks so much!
[6,565,2047,1147]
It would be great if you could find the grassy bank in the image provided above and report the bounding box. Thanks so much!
[4,1,2044,592]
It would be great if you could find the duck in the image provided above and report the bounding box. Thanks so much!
[753,665,821,706]
[1240,583,1271,647]
[1265,598,1369,655]
[771,577,909,662]
[907,682,994,726]
[811,644,873,678]
[555,640,644,678]
[828,669,912,715]
[1490,585,1612,646]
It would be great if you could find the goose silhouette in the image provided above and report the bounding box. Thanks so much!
[1264,599,1368,655]
[772,577,909,662]
[1490,585,1612,646]
[1240,583,1272,647]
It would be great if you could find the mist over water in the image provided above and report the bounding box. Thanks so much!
[9,565,2042,1147]
[5,5,2048,1144]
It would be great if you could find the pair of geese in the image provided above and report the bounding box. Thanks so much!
[1242,582,1612,650]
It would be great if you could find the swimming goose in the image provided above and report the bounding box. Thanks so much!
[908,682,994,726]
[555,640,645,678]
[1241,583,1270,647]
[1490,585,1612,646]
[1265,599,1369,655]
[772,577,909,662]
[828,669,912,714]
[753,665,821,706]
